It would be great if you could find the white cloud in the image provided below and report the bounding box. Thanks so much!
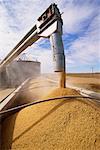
[62,2,96,33]
[66,14,100,69]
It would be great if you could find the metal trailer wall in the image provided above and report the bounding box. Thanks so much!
[0,60,41,87]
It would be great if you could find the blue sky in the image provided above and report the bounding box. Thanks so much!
[0,0,100,73]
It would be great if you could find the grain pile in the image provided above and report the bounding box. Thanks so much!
[1,88,100,150]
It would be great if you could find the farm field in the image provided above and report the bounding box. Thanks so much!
[67,73,100,92]
[67,73,100,78]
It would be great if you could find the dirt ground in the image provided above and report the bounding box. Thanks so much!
[66,76,100,92]
[1,88,100,150]
[67,73,100,78]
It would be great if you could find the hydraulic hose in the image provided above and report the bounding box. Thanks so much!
[0,95,99,116]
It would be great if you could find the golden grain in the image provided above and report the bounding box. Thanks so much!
[1,88,100,150]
